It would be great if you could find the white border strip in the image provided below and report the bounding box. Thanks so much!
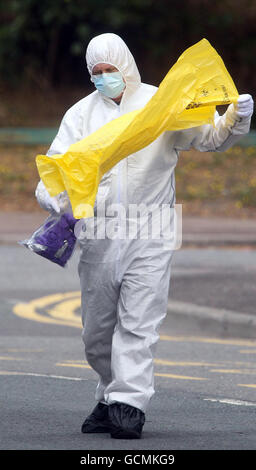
[204,397,256,407]
[0,371,87,381]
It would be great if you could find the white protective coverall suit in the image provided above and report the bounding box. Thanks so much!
[36,33,252,413]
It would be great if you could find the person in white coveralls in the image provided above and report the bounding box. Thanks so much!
[36,33,254,439]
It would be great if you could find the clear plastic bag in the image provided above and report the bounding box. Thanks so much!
[19,212,78,267]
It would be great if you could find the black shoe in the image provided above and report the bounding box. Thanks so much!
[81,402,111,433]
[108,402,145,439]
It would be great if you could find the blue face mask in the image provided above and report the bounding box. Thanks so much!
[91,71,125,99]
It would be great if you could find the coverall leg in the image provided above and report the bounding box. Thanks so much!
[79,236,173,413]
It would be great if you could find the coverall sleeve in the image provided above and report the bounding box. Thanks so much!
[35,104,83,208]
[46,105,83,156]
[173,104,251,153]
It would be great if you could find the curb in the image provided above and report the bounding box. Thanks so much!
[0,212,256,248]
[2,239,255,249]
[182,235,256,247]
[182,217,256,248]
[1,233,256,248]
[167,300,256,339]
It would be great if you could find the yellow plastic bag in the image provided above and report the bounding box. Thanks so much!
[36,38,238,219]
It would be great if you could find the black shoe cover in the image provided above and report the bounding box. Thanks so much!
[81,402,110,433]
[109,402,145,439]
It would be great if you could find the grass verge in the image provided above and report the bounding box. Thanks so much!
[0,144,255,218]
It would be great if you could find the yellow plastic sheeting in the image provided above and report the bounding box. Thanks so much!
[36,38,238,219]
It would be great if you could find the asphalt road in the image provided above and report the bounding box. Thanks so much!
[1,245,256,454]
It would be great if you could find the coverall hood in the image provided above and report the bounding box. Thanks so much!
[85,33,141,95]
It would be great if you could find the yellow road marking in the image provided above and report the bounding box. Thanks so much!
[221,360,256,367]
[65,359,88,364]
[47,298,81,322]
[239,350,256,354]
[57,359,219,368]
[160,335,256,347]
[154,372,206,380]
[154,359,219,367]
[12,292,256,348]
[56,361,207,381]
[210,369,256,375]
[56,362,92,369]
[0,356,25,361]
[238,384,256,389]
[13,291,81,328]
[10,292,256,387]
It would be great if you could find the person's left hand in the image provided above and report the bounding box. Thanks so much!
[235,94,254,119]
